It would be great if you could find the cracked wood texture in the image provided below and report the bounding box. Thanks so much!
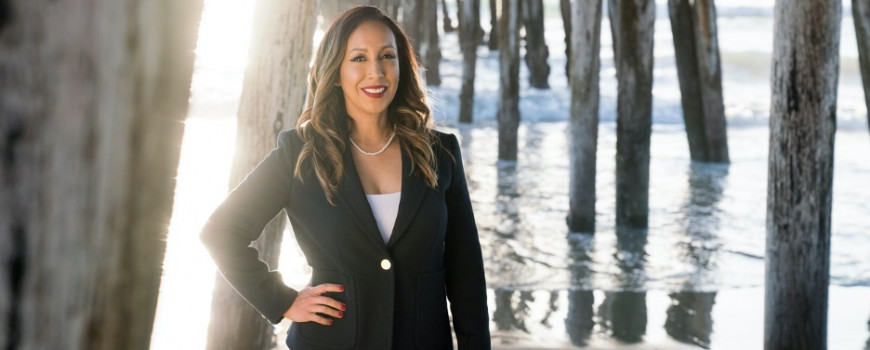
[0,0,202,349]
[567,0,603,233]
[765,0,840,349]
[614,0,655,229]
[204,0,318,349]
[497,0,520,161]
[668,0,729,163]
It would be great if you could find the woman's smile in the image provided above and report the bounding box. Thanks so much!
[361,84,388,98]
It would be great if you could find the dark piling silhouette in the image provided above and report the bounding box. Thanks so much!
[497,0,521,160]
[668,0,730,163]
[614,0,655,228]
[567,0,604,233]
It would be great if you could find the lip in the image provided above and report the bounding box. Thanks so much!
[361,85,388,98]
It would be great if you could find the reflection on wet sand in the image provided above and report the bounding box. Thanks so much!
[663,162,728,348]
[599,228,649,343]
[493,288,533,333]
[566,234,595,346]
[666,292,716,349]
[678,163,728,285]
[490,160,529,339]
[866,316,869,350]
[598,291,647,343]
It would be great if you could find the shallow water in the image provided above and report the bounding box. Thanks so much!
[446,123,870,292]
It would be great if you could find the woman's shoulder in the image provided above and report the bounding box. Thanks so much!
[277,128,305,150]
[431,129,459,150]
[429,130,463,169]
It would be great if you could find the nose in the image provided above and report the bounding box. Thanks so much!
[367,59,385,78]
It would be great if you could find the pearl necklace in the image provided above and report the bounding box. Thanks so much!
[349,129,397,156]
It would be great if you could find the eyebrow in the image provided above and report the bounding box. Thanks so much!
[348,45,396,53]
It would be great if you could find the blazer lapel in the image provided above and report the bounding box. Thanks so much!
[387,144,428,248]
[336,146,389,252]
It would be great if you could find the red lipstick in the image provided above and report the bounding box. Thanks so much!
[361,85,387,98]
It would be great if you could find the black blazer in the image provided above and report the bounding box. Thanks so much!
[201,129,491,350]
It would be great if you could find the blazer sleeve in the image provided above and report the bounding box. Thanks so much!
[443,134,492,349]
[200,130,299,324]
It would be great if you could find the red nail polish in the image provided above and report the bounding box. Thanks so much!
[338,285,344,292]
[341,304,347,311]
[329,320,334,326]
[338,311,344,318]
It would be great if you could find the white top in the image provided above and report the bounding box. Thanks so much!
[365,191,401,244]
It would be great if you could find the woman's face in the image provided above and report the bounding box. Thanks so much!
[339,20,400,122]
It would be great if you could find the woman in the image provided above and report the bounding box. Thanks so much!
[201,6,491,350]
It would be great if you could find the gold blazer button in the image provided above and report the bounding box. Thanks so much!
[380,259,392,270]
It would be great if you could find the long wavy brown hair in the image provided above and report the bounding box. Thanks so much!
[294,5,438,205]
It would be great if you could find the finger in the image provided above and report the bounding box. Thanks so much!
[313,296,346,312]
[312,283,344,295]
[314,304,344,319]
[309,313,334,326]
[297,285,317,297]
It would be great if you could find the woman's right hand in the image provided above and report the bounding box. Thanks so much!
[283,283,346,326]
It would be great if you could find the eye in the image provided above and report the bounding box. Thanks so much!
[381,53,397,60]
[350,55,366,62]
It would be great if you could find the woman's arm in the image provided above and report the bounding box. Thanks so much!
[200,131,298,324]
[443,134,492,350]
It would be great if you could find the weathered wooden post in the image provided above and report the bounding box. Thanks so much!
[608,0,620,69]
[401,0,422,46]
[489,0,499,50]
[560,0,572,79]
[0,0,202,349]
[458,0,486,44]
[521,0,550,88]
[567,0,603,233]
[459,0,480,123]
[428,0,441,86]
[401,0,441,85]
[398,0,437,85]
[854,0,870,132]
[765,0,841,348]
[668,0,729,163]
[614,0,655,228]
[498,0,520,160]
[442,0,456,32]
[203,1,318,349]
